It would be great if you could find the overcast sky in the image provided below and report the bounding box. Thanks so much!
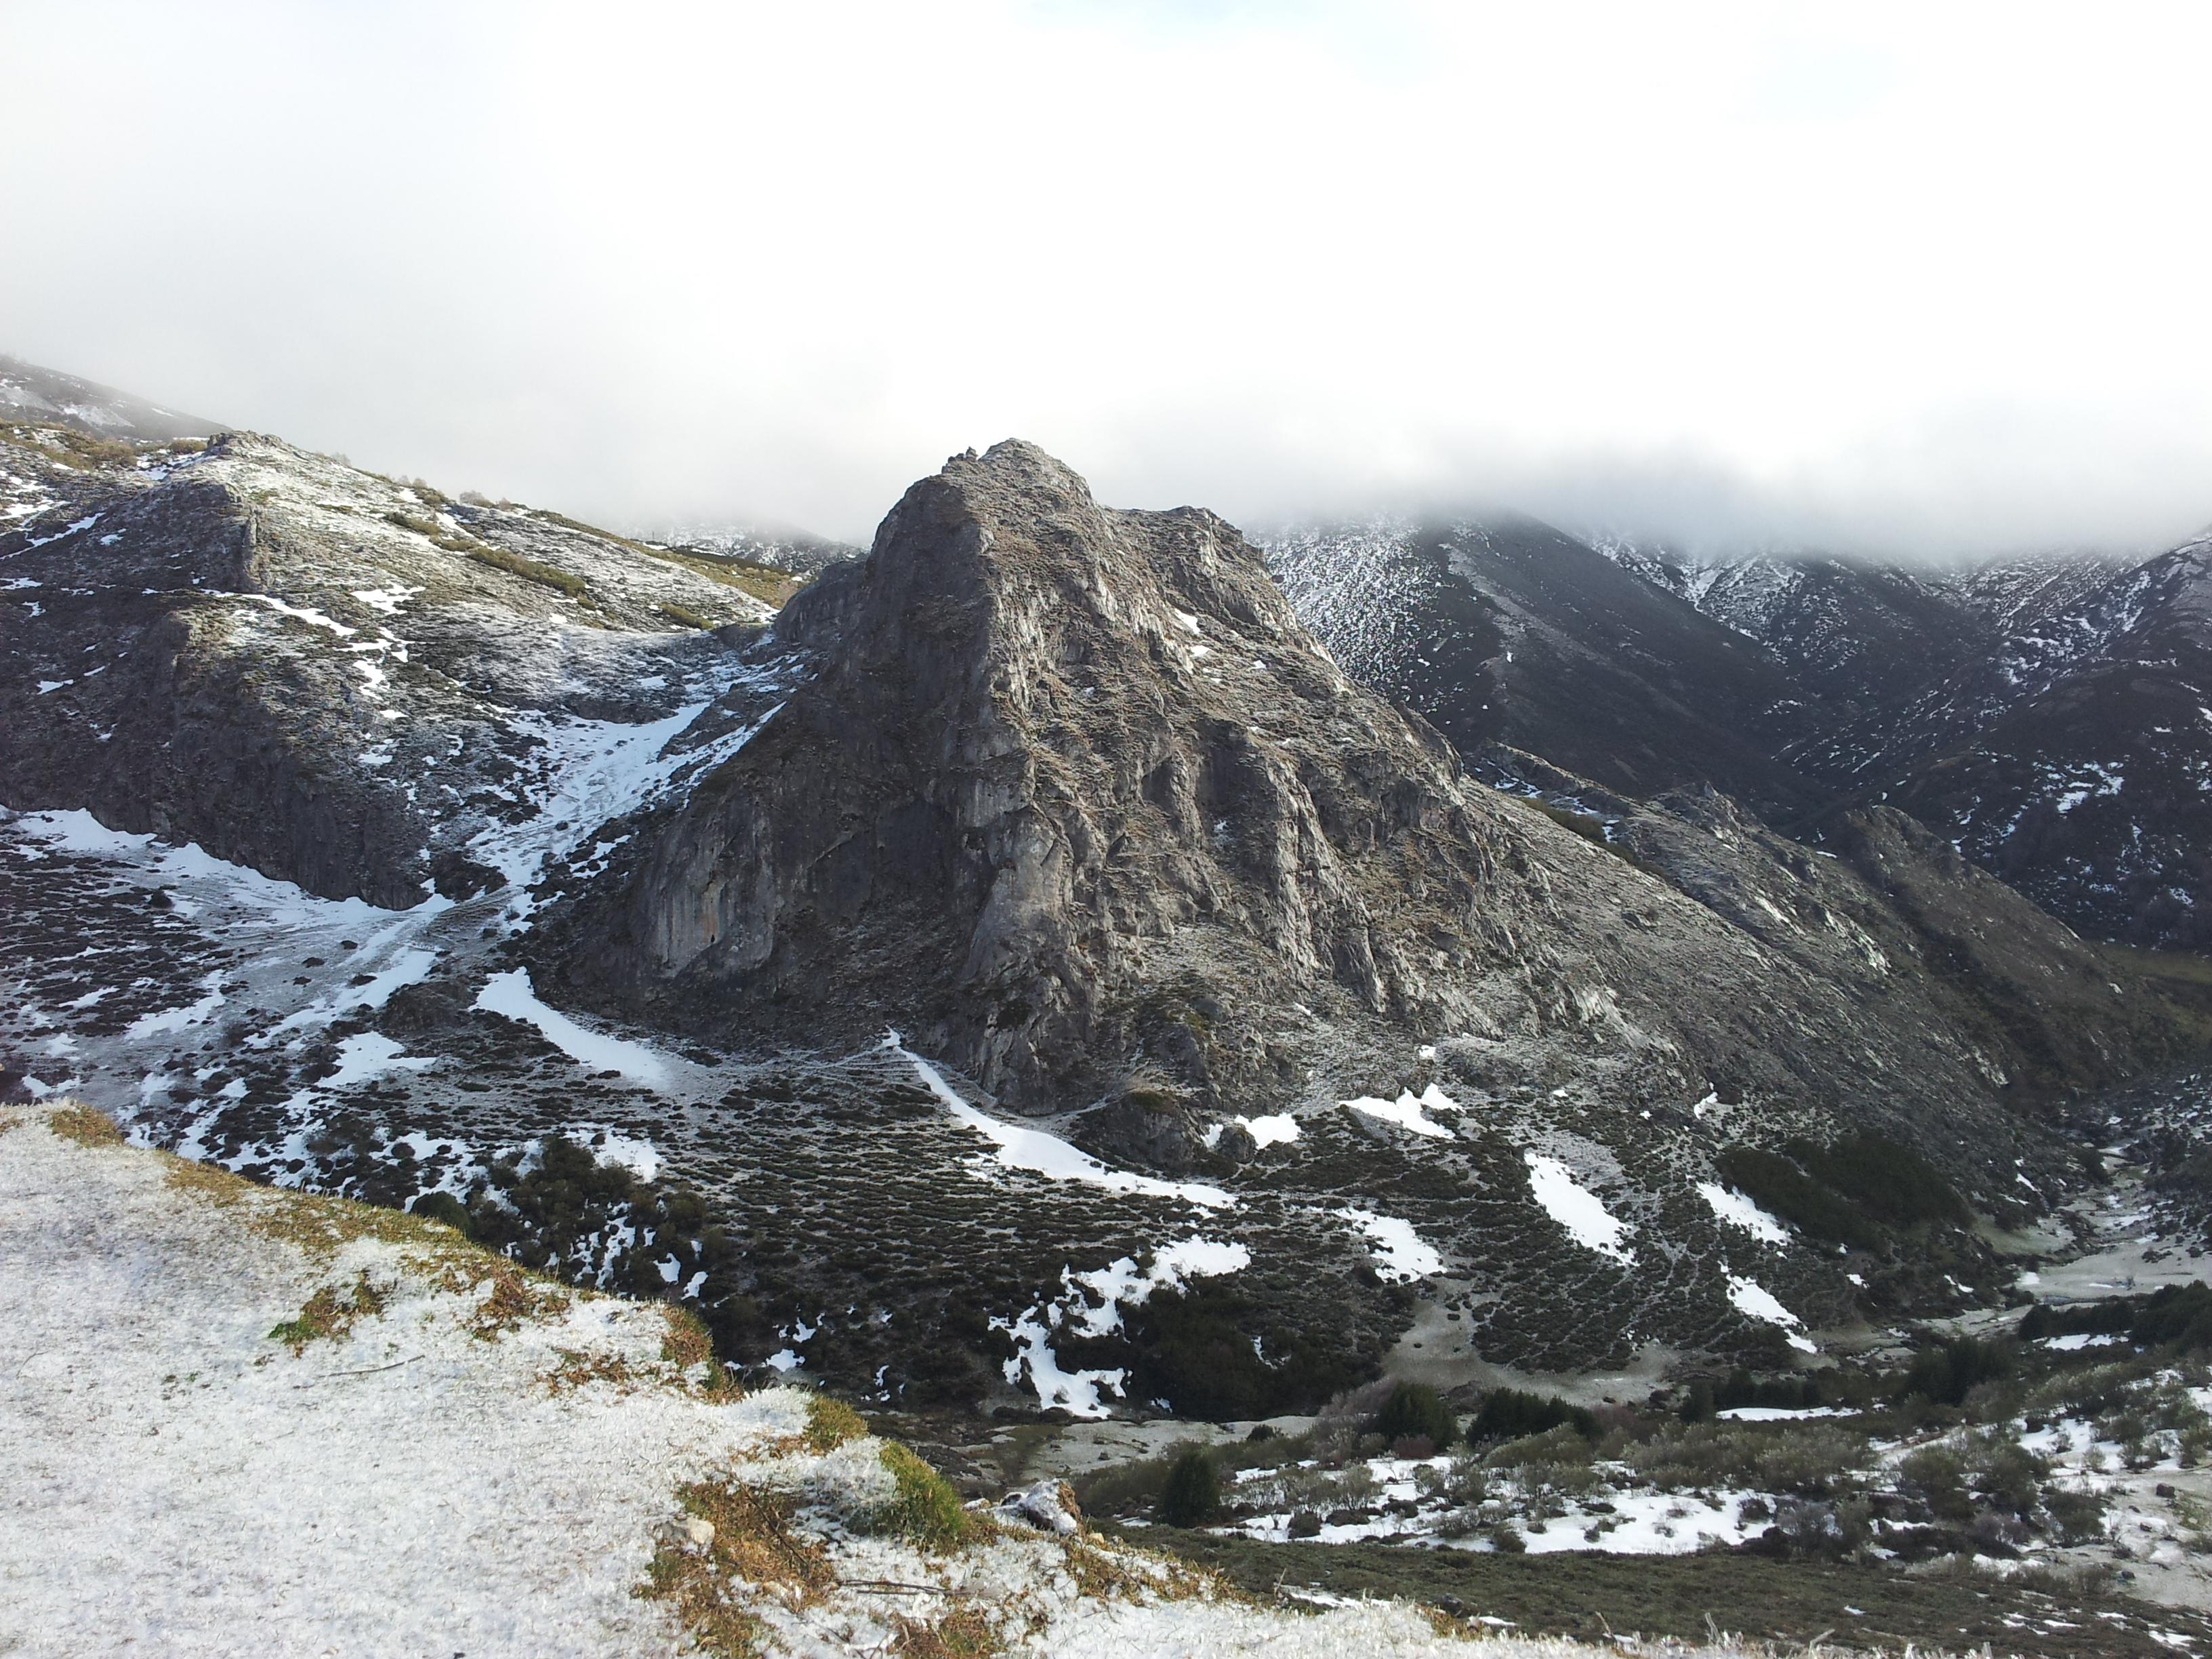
[7,2,2210,554]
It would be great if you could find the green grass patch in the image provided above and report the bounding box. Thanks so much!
[46,1103,124,1147]
[803,1392,867,1452]
[869,1443,974,1551]
[268,1270,388,1353]
[467,542,589,599]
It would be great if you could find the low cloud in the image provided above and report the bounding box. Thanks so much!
[7,2,2209,557]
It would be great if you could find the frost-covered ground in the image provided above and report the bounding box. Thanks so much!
[2,1107,1790,1659]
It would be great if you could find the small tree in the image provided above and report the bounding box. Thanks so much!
[1157,1448,1220,1527]
[1372,1382,1457,1451]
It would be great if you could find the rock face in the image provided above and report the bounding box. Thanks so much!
[543,443,2190,1163]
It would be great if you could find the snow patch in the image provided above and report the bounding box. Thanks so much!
[1343,1085,1460,1139]
[1524,1153,1636,1265]
[1336,1208,1445,1282]
[1725,1274,1817,1352]
[890,1034,1231,1210]
[1697,1181,1790,1245]
[474,969,672,1090]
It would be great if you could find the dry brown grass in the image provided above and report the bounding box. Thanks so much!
[662,1305,716,1368]
[148,1134,578,1344]
[47,1103,123,1147]
[642,544,806,607]
[1057,1534,1221,1607]
[268,1271,389,1354]
[0,1111,23,1139]
[161,1156,253,1206]
[637,1477,835,1656]
[447,1254,573,1340]
[544,1349,639,1395]
[4,422,138,468]
[888,1605,1001,1657]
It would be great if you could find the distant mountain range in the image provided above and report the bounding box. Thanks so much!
[1271,518,2212,952]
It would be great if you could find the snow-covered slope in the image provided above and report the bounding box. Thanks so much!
[0,1104,1759,1659]
[0,352,220,443]
[1266,515,1828,819]
[0,424,777,908]
[1590,534,2212,949]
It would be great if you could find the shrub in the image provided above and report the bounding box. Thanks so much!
[1793,1133,1967,1229]
[1157,1449,1220,1527]
[658,601,714,631]
[2135,1283,2212,1351]
[2020,1296,2134,1342]
[1898,1442,1972,1521]
[1719,1132,1967,1250]
[2040,1484,2106,1544]
[803,1393,867,1452]
[1716,1147,1880,1250]
[1488,1521,1526,1553]
[1626,1420,1864,1496]
[1900,1335,2013,1408]
[1486,1423,1597,1471]
[408,1190,473,1235]
[1371,1382,1456,1450]
[1468,1387,1596,1443]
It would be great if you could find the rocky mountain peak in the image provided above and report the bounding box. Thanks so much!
[558,439,1495,1120]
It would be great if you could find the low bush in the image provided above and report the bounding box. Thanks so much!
[1716,1147,1880,1250]
[1468,1387,1597,1444]
[803,1393,867,1452]
[2135,1282,2212,1351]
[1719,1132,1967,1250]
[1627,1421,1865,1496]
[1371,1382,1456,1450]
[1900,1335,2013,1408]
[407,1190,472,1235]
[1486,1423,1597,1472]
[468,543,589,598]
[1158,1449,1220,1527]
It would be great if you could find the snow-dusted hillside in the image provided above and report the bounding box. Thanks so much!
[0,352,219,443]
[0,1103,1764,1659]
[1586,533,2212,949]
[1,423,778,909]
